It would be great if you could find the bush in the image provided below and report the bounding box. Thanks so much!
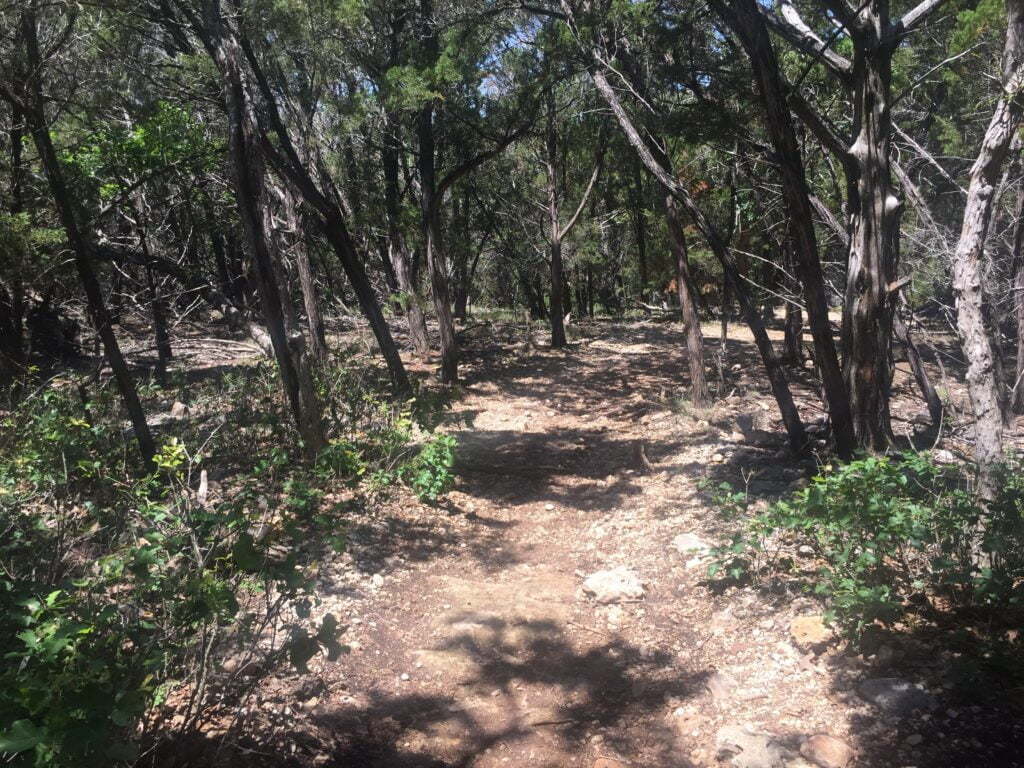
[0,356,459,765]
[402,434,457,503]
[709,452,1024,638]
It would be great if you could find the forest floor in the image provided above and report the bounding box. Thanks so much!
[157,317,1023,768]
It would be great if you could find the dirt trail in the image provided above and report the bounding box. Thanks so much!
[277,323,1020,768]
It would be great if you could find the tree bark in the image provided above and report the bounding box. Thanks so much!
[278,182,328,365]
[1013,187,1024,412]
[417,0,459,382]
[843,10,901,451]
[714,0,855,458]
[664,194,709,407]
[383,119,430,356]
[13,6,155,465]
[952,0,1024,498]
[587,65,807,452]
[203,0,326,456]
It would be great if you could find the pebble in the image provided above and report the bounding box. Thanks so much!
[400,673,410,681]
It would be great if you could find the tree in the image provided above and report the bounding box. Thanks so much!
[2,3,156,465]
[952,0,1024,499]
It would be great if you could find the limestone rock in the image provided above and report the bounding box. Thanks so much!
[800,734,854,768]
[705,670,737,703]
[672,533,712,556]
[170,401,189,419]
[857,677,936,715]
[716,725,792,768]
[582,568,646,604]
[789,615,831,650]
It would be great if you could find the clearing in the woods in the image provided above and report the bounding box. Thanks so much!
[169,319,1021,768]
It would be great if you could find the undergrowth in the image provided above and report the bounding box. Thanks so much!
[0,353,455,766]
[708,452,1024,643]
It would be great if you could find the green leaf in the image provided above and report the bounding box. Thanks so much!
[231,533,262,572]
[0,719,44,754]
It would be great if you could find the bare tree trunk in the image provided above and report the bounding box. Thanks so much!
[546,91,567,349]
[222,20,411,397]
[588,64,807,452]
[1,102,28,384]
[714,0,856,458]
[893,309,943,426]
[1014,192,1024,411]
[383,124,430,356]
[417,0,459,383]
[631,162,649,295]
[842,8,902,451]
[13,6,155,465]
[278,182,328,364]
[952,0,1024,499]
[784,304,804,364]
[204,0,326,456]
[664,194,709,406]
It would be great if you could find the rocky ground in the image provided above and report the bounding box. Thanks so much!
[155,319,1024,768]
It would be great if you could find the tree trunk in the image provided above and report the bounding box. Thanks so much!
[205,0,326,456]
[1014,191,1024,411]
[1,103,28,384]
[784,303,804,364]
[417,0,459,383]
[714,0,855,458]
[545,89,568,349]
[842,8,902,451]
[279,182,328,364]
[16,6,155,465]
[893,310,943,426]
[631,162,649,295]
[549,240,567,347]
[952,0,1024,499]
[383,126,430,356]
[664,194,709,406]
[589,65,807,452]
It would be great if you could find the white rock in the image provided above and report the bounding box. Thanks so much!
[582,567,646,604]
[672,533,712,556]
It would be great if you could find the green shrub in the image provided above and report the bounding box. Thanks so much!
[709,452,1024,638]
[403,434,457,503]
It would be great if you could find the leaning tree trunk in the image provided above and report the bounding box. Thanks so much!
[664,194,709,406]
[279,182,328,365]
[715,0,856,458]
[952,0,1024,500]
[206,0,326,456]
[15,7,155,465]
[589,65,807,452]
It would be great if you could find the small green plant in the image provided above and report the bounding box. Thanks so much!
[403,434,457,503]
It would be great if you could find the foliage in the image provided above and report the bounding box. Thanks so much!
[0,358,457,766]
[402,434,457,503]
[709,453,1024,639]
